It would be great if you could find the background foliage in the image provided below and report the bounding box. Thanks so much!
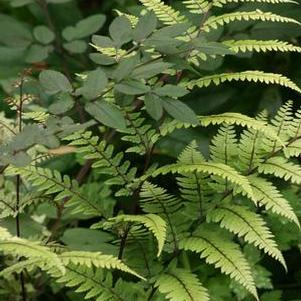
[0,0,301,300]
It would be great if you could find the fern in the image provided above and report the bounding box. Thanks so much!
[154,268,209,301]
[56,266,146,301]
[65,131,137,196]
[202,10,301,32]
[179,226,258,299]
[186,71,301,94]
[224,39,301,54]
[184,0,297,14]
[0,227,65,274]
[152,159,254,197]
[6,166,103,217]
[207,204,286,269]
[139,0,187,25]
[258,156,301,184]
[248,176,299,226]
[59,251,144,279]
[108,214,167,256]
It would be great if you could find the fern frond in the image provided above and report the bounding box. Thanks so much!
[122,111,156,155]
[115,9,139,27]
[182,0,212,14]
[0,228,65,274]
[152,160,253,197]
[184,0,298,14]
[23,111,49,123]
[57,266,145,301]
[139,0,187,25]
[187,71,301,94]
[60,251,144,279]
[65,131,137,196]
[210,125,238,165]
[179,227,258,299]
[248,176,299,227]
[202,10,301,32]
[199,112,286,145]
[109,214,167,256]
[155,268,209,301]
[224,40,301,54]
[158,119,197,138]
[258,156,301,184]
[207,204,286,269]
[176,141,211,219]
[6,166,103,217]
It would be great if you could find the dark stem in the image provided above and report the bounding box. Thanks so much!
[16,74,27,301]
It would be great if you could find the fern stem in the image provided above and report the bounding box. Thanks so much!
[15,72,27,301]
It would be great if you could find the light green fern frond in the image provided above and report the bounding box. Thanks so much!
[6,166,103,217]
[258,156,301,184]
[207,204,286,269]
[210,125,238,165]
[0,228,65,274]
[139,0,187,25]
[108,214,166,256]
[187,71,301,94]
[248,176,299,227]
[184,0,298,14]
[202,10,301,32]
[60,251,144,279]
[152,155,253,197]
[115,9,139,27]
[23,111,49,123]
[155,268,209,301]
[56,266,146,301]
[224,40,301,54]
[179,227,258,299]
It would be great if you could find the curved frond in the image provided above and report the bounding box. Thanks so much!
[186,71,301,94]
[202,10,301,32]
[258,156,301,184]
[224,40,301,54]
[109,214,167,256]
[179,227,258,299]
[155,268,209,301]
[0,229,65,274]
[207,204,286,269]
[6,166,103,217]
[248,176,300,227]
[153,159,253,197]
[60,251,144,280]
[57,266,146,301]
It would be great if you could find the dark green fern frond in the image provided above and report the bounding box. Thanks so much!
[65,131,137,196]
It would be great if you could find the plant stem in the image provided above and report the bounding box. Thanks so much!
[16,73,27,301]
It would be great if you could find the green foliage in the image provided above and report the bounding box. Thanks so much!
[0,0,301,300]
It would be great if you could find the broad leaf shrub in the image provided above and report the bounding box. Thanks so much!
[0,0,301,300]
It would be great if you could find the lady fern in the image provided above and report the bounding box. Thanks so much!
[0,0,301,300]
